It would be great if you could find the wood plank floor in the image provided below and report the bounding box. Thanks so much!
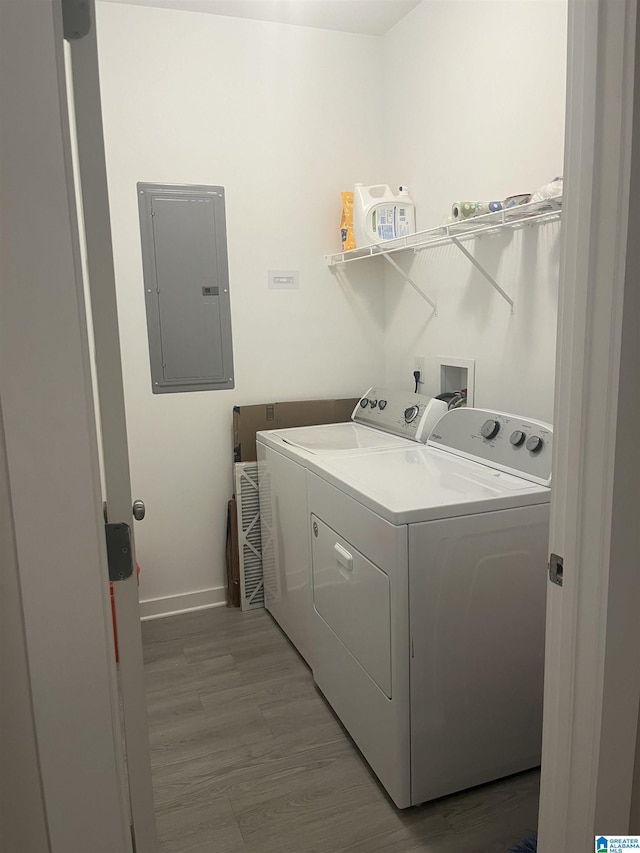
[142,607,539,853]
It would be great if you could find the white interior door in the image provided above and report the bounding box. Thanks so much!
[539,0,640,849]
[1,1,155,851]
[62,2,158,851]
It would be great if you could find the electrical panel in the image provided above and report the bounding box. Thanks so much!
[137,182,234,394]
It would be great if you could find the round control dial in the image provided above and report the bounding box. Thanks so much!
[526,435,544,453]
[370,399,378,409]
[359,398,369,408]
[481,419,501,440]
[404,405,420,424]
[510,430,526,447]
[378,400,387,411]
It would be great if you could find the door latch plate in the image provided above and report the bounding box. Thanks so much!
[105,522,134,582]
[549,553,564,587]
[61,0,91,40]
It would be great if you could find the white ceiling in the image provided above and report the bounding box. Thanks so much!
[99,0,422,36]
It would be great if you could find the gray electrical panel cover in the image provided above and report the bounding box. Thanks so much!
[137,183,234,394]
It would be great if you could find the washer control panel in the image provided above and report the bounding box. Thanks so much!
[427,407,553,485]
[353,387,448,443]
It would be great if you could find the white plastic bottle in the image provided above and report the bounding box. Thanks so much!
[353,184,416,247]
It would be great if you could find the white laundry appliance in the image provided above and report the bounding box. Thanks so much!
[256,387,448,667]
[306,407,553,809]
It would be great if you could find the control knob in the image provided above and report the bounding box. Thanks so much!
[510,430,526,447]
[378,400,387,411]
[481,419,501,440]
[404,405,420,424]
[370,399,378,409]
[526,435,544,453]
[359,398,369,408]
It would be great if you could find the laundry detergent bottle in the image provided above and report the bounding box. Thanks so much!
[353,184,416,247]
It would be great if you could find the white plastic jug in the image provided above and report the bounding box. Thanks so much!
[353,184,416,247]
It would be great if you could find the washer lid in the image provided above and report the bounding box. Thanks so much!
[308,445,550,525]
[257,422,413,459]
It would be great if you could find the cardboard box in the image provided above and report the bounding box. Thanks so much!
[225,498,240,608]
[233,397,359,463]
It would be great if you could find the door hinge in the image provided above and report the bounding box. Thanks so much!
[105,522,134,582]
[549,553,564,587]
[61,0,91,40]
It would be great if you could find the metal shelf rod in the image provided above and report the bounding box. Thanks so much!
[450,237,515,313]
[382,254,437,315]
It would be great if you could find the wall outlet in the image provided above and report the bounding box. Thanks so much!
[414,355,425,383]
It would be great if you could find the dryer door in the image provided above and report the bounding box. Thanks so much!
[311,515,391,698]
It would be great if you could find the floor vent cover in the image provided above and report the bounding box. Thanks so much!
[234,462,264,610]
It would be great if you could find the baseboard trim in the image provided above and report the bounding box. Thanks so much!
[139,586,227,621]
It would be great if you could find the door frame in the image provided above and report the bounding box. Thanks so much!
[0,1,133,850]
[64,6,158,849]
[2,0,640,848]
[539,0,640,848]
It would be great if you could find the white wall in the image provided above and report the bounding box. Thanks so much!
[96,2,387,611]
[381,0,567,421]
[96,0,566,611]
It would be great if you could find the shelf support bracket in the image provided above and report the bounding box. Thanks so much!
[382,253,437,315]
[450,237,515,313]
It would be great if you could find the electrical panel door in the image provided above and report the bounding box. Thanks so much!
[137,183,234,394]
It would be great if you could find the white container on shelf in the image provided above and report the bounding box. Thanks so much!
[353,183,416,247]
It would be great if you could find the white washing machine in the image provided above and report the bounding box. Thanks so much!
[306,407,553,809]
[256,387,448,667]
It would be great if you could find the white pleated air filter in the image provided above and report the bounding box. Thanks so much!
[233,462,264,610]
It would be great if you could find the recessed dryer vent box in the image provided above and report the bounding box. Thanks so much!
[436,357,475,406]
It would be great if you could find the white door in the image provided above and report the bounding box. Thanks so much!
[63,3,158,851]
[1,1,155,851]
[538,0,640,849]
[3,0,638,850]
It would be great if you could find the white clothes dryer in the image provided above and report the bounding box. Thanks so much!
[256,387,448,667]
[305,407,553,809]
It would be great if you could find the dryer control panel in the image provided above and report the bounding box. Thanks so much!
[427,407,553,486]
[352,387,448,443]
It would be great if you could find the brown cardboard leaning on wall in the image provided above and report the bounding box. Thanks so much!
[233,397,360,463]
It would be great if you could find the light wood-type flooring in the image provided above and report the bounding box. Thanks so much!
[142,607,539,853]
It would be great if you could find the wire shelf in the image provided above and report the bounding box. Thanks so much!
[325,196,562,314]
[325,196,562,266]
